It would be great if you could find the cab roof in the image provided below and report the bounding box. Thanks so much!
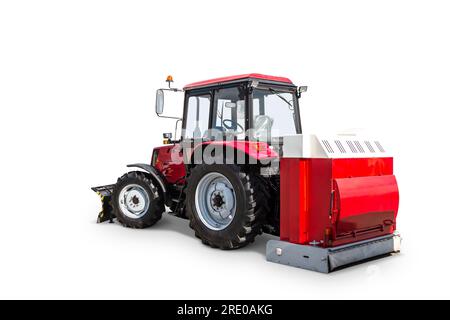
[183,73,294,90]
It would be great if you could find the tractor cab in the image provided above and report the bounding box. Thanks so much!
[156,74,307,145]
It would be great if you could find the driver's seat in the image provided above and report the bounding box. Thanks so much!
[253,115,273,142]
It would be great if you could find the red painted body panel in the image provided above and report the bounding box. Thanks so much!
[280,157,399,247]
[203,140,279,160]
[152,144,186,184]
[332,158,393,178]
[334,175,398,236]
[280,159,332,244]
[186,140,279,162]
[153,141,276,185]
[334,175,399,220]
[184,73,293,89]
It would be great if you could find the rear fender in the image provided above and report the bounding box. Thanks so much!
[187,141,278,166]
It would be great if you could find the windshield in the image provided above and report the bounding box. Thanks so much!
[251,88,298,141]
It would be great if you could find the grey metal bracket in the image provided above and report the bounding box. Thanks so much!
[266,233,401,273]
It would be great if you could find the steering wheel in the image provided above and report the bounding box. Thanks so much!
[222,119,244,134]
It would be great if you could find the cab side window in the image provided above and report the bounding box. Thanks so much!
[213,87,246,140]
[183,95,211,139]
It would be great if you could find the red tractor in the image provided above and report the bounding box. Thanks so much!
[93,73,400,273]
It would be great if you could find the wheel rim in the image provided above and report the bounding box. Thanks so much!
[118,184,150,219]
[195,172,236,230]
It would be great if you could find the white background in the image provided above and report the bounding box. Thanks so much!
[0,0,449,299]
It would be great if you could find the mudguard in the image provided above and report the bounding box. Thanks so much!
[127,163,169,204]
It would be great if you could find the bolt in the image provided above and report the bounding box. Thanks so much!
[131,195,140,205]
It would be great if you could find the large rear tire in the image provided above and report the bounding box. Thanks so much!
[112,171,164,228]
[186,164,269,249]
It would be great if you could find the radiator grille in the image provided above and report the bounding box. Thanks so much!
[364,141,376,153]
[317,136,389,157]
[375,141,385,152]
[346,140,358,153]
[354,141,365,153]
[335,140,346,153]
[322,140,334,153]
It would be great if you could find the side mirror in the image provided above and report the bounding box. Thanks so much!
[155,89,164,115]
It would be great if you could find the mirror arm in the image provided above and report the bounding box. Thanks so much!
[156,113,182,121]
[159,88,183,93]
[174,118,182,141]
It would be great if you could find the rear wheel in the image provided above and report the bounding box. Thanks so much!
[112,171,164,228]
[186,164,268,249]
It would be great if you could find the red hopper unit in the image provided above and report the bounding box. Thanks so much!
[266,134,401,273]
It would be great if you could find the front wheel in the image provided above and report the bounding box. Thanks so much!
[112,171,164,228]
[186,164,269,249]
